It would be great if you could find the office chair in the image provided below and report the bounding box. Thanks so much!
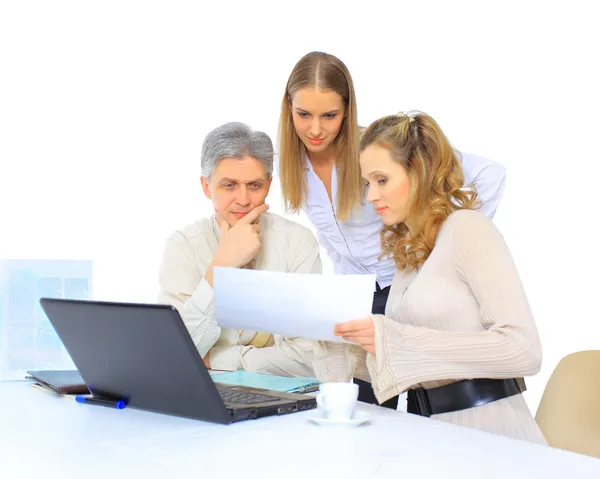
[536,350,600,458]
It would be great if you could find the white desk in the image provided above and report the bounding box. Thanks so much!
[1,381,599,479]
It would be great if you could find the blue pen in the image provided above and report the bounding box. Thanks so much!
[76,395,126,410]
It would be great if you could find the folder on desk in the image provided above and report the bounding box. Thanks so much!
[212,371,319,393]
[25,369,90,395]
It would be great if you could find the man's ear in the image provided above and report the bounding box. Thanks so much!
[201,176,211,199]
[265,176,273,195]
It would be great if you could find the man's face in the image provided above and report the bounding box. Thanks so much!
[201,156,272,227]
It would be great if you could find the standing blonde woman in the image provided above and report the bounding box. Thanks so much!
[277,52,506,408]
[316,111,546,444]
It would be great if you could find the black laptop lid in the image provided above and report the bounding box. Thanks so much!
[39,298,231,424]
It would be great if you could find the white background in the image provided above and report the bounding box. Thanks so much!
[1,0,599,412]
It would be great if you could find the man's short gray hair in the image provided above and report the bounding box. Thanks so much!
[201,122,274,179]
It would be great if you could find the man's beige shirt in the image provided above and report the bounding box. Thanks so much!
[158,212,321,377]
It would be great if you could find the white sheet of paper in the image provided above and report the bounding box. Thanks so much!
[213,267,376,342]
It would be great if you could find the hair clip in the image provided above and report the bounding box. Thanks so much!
[397,111,417,123]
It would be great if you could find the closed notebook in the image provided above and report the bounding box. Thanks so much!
[25,369,89,394]
[212,370,319,393]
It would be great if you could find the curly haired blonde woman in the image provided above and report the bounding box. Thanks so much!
[314,112,547,444]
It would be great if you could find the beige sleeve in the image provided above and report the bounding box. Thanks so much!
[312,341,370,383]
[367,211,542,403]
[209,335,315,377]
[157,234,221,357]
[209,232,323,376]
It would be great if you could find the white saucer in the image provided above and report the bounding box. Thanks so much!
[307,409,372,427]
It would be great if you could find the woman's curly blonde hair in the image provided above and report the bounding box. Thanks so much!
[360,112,480,272]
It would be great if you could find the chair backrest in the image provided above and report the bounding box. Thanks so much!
[536,350,600,457]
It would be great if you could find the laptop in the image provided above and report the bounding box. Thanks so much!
[39,298,316,424]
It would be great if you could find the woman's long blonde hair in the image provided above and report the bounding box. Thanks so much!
[360,112,480,271]
[278,52,362,221]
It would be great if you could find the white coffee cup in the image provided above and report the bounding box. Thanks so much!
[316,382,359,421]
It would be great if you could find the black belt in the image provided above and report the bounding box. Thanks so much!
[407,378,525,417]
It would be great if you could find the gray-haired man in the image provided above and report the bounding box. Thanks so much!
[158,122,321,377]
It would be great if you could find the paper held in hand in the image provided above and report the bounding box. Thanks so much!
[213,267,376,342]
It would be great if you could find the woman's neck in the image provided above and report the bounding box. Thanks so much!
[404,220,417,236]
[404,213,425,237]
[308,145,337,168]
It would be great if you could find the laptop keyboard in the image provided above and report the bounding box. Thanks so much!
[217,386,280,405]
